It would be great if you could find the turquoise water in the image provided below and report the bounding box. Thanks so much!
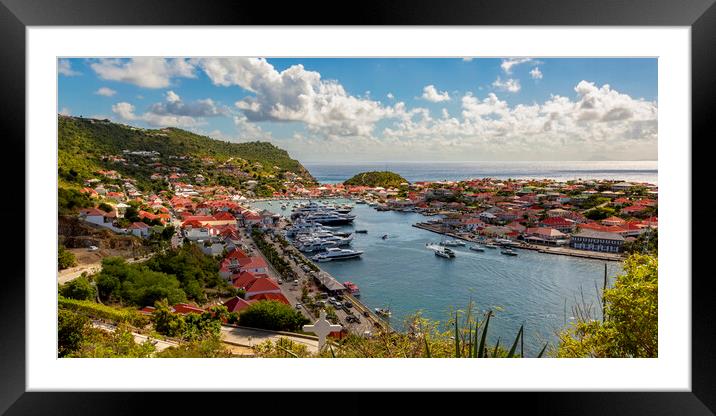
[250,199,622,355]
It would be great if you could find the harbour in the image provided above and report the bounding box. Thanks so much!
[249,198,623,355]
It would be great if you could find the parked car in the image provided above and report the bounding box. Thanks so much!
[88,245,99,251]
[344,302,353,309]
[334,302,343,309]
[295,303,302,309]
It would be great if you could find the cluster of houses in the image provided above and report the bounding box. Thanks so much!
[138,245,290,319]
[261,177,657,254]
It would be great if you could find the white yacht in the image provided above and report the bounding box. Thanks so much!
[469,245,485,252]
[312,248,364,262]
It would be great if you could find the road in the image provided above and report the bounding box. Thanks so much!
[220,325,319,353]
[92,321,179,353]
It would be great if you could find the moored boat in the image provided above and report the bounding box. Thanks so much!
[343,281,360,297]
[469,245,485,252]
[501,248,518,256]
[439,239,465,247]
[312,248,364,262]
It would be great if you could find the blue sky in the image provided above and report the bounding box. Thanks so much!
[58,57,657,162]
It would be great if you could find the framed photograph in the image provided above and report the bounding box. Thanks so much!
[3,0,713,413]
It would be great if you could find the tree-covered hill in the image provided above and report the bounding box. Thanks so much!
[58,115,315,191]
[343,171,408,188]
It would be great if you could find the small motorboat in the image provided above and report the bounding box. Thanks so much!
[485,244,499,249]
[381,234,388,240]
[427,243,456,258]
[469,245,485,252]
[501,249,518,256]
[355,229,368,234]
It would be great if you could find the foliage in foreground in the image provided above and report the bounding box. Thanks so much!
[155,334,232,358]
[150,299,227,341]
[58,309,155,358]
[58,244,77,270]
[557,253,658,358]
[60,275,96,301]
[254,304,546,358]
[238,300,309,332]
[59,296,150,327]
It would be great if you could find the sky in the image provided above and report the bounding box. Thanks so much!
[58,57,658,163]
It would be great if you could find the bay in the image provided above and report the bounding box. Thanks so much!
[249,199,623,356]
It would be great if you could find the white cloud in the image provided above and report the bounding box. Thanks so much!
[500,58,533,74]
[387,93,395,100]
[95,87,117,97]
[111,102,137,120]
[91,58,196,88]
[59,107,71,116]
[421,85,451,102]
[530,67,543,79]
[112,99,205,128]
[233,114,272,140]
[377,80,657,161]
[58,59,81,76]
[148,91,227,117]
[492,77,521,93]
[194,57,391,138]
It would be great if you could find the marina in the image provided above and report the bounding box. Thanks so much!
[250,198,623,355]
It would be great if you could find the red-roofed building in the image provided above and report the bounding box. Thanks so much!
[241,211,262,227]
[621,205,648,215]
[540,216,575,233]
[139,210,165,224]
[601,216,627,227]
[244,278,282,298]
[249,292,290,305]
[172,303,204,315]
[238,256,268,274]
[231,271,259,289]
[223,296,257,313]
[213,211,236,222]
[80,187,99,198]
[129,221,151,238]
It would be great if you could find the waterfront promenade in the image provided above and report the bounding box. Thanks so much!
[244,223,392,336]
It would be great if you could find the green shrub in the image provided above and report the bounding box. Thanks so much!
[58,245,77,270]
[60,275,96,301]
[238,300,309,332]
[58,296,149,327]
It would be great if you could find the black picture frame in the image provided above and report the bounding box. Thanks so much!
[1,0,713,413]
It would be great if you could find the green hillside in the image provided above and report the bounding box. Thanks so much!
[343,171,408,188]
[58,115,315,193]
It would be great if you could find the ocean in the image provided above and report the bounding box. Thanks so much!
[302,160,658,185]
